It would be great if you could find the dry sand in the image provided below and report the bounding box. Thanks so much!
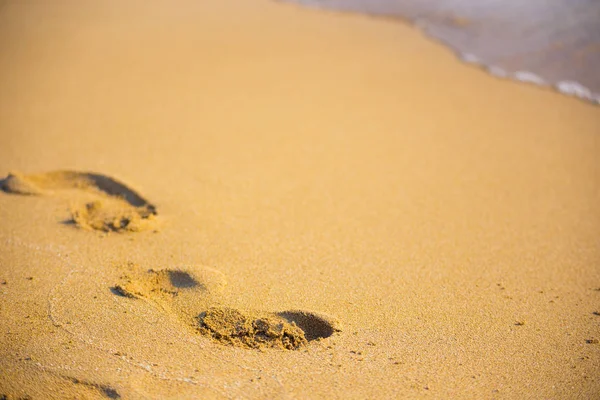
[0,0,599,398]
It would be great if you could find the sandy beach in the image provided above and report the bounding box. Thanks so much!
[0,0,599,398]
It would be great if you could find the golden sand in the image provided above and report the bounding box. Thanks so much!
[0,0,599,398]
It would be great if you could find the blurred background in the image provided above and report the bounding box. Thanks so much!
[284,0,600,103]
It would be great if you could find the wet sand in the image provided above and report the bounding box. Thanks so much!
[284,0,600,103]
[1,0,599,398]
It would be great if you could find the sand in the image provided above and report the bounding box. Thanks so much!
[0,0,599,398]
[282,0,600,103]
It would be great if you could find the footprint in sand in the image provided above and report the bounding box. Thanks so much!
[112,264,340,351]
[1,170,157,232]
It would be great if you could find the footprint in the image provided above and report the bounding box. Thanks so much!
[1,170,157,232]
[112,263,227,321]
[196,307,339,350]
[112,264,340,351]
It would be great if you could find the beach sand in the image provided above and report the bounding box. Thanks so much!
[0,0,599,398]
[283,0,600,103]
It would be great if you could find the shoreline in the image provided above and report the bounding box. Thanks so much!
[279,0,600,105]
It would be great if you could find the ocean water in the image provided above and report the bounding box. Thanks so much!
[281,0,600,104]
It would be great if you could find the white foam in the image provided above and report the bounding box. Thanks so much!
[514,71,547,86]
[555,80,600,103]
[478,63,599,104]
[459,53,481,65]
[487,66,508,78]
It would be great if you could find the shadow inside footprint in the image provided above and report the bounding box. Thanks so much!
[83,173,155,215]
[167,270,199,289]
[277,310,339,341]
